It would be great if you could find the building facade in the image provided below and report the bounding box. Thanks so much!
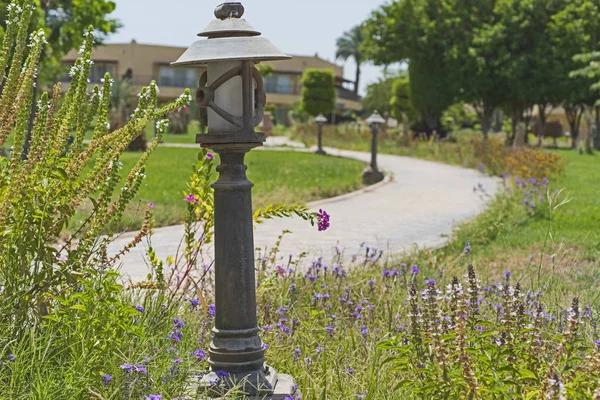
[61,41,362,125]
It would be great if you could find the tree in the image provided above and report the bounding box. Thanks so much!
[362,0,458,131]
[300,69,335,117]
[362,69,403,115]
[0,0,120,84]
[390,76,418,137]
[335,25,364,95]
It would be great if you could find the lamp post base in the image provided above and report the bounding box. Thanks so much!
[315,148,327,155]
[362,168,384,185]
[188,367,299,399]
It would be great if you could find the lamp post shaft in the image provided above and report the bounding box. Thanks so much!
[317,125,324,154]
[371,126,379,172]
[200,143,278,395]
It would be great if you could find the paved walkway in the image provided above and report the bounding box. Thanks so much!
[109,139,500,281]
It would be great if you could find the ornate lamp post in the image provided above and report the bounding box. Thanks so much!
[362,110,386,184]
[172,2,296,397]
[314,114,328,155]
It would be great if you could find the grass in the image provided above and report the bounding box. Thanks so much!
[73,148,365,232]
[3,127,600,398]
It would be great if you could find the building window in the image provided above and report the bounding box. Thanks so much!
[264,75,294,94]
[90,63,116,83]
[59,62,116,83]
[158,66,197,88]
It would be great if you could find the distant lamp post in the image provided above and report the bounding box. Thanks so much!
[172,2,296,397]
[314,113,328,155]
[363,110,386,184]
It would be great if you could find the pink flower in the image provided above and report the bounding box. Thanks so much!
[56,254,68,262]
[147,202,155,209]
[206,153,214,160]
[185,194,199,204]
[316,209,330,231]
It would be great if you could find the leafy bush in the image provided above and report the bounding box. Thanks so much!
[472,137,566,180]
[379,266,600,399]
[300,69,336,117]
[0,0,192,329]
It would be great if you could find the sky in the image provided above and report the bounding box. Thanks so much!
[107,0,391,95]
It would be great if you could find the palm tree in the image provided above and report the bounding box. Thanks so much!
[336,25,364,95]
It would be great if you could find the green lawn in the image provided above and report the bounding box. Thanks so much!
[408,149,600,305]
[73,148,365,231]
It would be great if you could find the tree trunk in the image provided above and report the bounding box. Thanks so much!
[565,105,584,149]
[354,59,361,95]
[402,113,409,138]
[536,104,548,148]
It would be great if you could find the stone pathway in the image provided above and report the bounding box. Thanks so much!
[108,139,500,281]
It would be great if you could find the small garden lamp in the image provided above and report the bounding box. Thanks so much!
[363,110,386,184]
[172,2,296,397]
[314,114,328,155]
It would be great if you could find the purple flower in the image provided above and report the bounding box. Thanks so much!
[8,353,16,362]
[361,325,369,336]
[263,343,269,350]
[189,298,200,308]
[147,202,156,209]
[172,358,183,364]
[475,325,484,333]
[276,265,286,276]
[382,269,391,278]
[134,305,145,313]
[367,279,375,286]
[346,367,356,374]
[168,329,183,342]
[316,346,323,354]
[504,271,512,279]
[173,318,185,329]
[463,241,472,256]
[146,395,162,400]
[184,194,199,203]
[215,370,228,378]
[206,152,215,160]
[101,373,112,384]
[120,363,134,373]
[194,349,207,360]
[208,304,216,318]
[411,264,420,275]
[304,357,312,365]
[316,209,330,231]
[595,340,600,349]
[425,279,436,286]
[524,199,530,206]
[326,325,334,334]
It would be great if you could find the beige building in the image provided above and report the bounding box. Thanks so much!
[61,41,362,125]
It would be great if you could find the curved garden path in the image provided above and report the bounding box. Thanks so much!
[109,139,500,281]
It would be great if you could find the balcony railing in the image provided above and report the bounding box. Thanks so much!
[264,83,299,95]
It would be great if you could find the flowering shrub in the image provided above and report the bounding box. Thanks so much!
[472,137,565,180]
[0,0,193,327]
[379,265,600,398]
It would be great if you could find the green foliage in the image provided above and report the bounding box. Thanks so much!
[442,102,478,131]
[390,76,418,122]
[0,0,120,84]
[379,269,599,398]
[0,0,192,328]
[363,75,396,115]
[362,0,600,136]
[300,69,336,117]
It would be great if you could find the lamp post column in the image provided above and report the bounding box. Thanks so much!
[362,111,385,185]
[317,124,325,154]
[370,124,379,172]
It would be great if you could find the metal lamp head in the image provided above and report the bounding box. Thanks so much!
[172,2,291,143]
[366,110,386,128]
[314,114,328,126]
